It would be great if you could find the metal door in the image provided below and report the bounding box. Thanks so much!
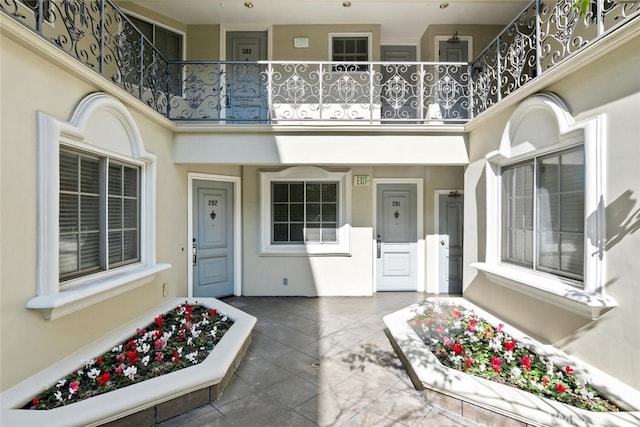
[438,192,464,294]
[193,180,234,297]
[226,31,268,123]
[376,184,418,291]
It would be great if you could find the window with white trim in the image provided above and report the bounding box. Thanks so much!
[59,148,141,282]
[260,167,351,255]
[330,34,370,72]
[30,93,170,320]
[501,146,585,283]
[471,93,615,319]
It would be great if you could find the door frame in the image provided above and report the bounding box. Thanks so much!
[220,25,272,60]
[187,173,242,297]
[372,178,424,293]
[433,189,464,295]
[434,35,473,61]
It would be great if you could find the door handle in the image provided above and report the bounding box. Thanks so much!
[376,234,382,259]
[441,240,446,246]
[192,238,197,266]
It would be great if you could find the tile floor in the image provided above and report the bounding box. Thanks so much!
[158,293,476,427]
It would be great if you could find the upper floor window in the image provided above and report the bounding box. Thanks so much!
[330,34,370,72]
[59,149,141,282]
[125,14,183,61]
[501,146,585,282]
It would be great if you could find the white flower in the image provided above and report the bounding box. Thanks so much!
[141,355,150,367]
[83,358,96,368]
[510,367,522,379]
[187,337,193,346]
[137,343,151,354]
[56,379,67,388]
[123,366,137,381]
[546,361,555,375]
[201,318,209,326]
[54,391,63,402]
[185,351,199,364]
[489,337,502,352]
[478,364,487,372]
[503,350,515,363]
[531,380,544,391]
[87,368,101,380]
[112,345,122,353]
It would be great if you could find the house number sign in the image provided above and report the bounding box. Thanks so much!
[208,198,218,226]
[392,199,401,224]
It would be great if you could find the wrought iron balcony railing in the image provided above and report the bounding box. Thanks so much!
[2,0,639,125]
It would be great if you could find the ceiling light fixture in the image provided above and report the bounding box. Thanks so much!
[447,31,460,43]
[439,3,449,9]
[343,1,352,7]
[244,2,253,8]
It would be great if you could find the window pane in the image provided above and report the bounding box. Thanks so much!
[560,233,584,276]
[59,235,78,275]
[80,232,100,270]
[290,183,304,202]
[273,224,288,242]
[560,150,584,192]
[81,157,100,194]
[123,230,139,261]
[109,197,122,229]
[322,203,337,222]
[124,198,138,228]
[306,183,320,202]
[322,226,337,242]
[109,231,122,265]
[306,203,320,222]
[80,195,100,231]
[322,183,337,202]
[60,194,78,233]
[109,164,122,195]
[273,183,288,202]
[560,193,584,233]
[306,224,320,242]
[123,166,138,197]
[273,203,288,222]
[290,224,304,242]
[60,151,78,192]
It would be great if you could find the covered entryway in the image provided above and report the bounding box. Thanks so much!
[375,181,422,291]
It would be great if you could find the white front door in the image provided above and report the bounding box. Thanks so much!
[376,183,418,291]
[192,180,234,298]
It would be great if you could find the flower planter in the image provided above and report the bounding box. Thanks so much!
[1,298,256,427]
[384,297,640,427]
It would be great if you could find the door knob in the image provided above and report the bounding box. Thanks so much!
[441,240,445,245]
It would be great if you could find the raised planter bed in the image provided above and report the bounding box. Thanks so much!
[384,297,640,427]
[1,298,256,427]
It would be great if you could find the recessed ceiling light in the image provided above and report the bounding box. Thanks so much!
[439,3,449,9]
[343,1,352,7]
[244,2,253,8]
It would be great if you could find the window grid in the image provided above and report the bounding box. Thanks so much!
[501,146,585,281]
[59,148,140,282]
[272,182,338,244]
[331,36,369,72]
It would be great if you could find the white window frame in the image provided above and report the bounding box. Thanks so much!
[329,32,372,72]
[472,93,616,319]
[29,93,170,320]
[260,166,351,256]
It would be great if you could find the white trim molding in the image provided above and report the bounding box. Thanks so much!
[259,166,352,256]
[187,173,242,297]
[472,93,616,319]
[29,93,170,320]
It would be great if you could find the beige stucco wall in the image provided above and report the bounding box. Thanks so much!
[463,34,640,390]
[420,24,503,61]
[241,165,463,296]
[272,24,381,61]
[186,25,221,60]
[0,34,184,391]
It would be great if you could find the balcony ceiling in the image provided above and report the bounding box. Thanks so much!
[124,0,530,41]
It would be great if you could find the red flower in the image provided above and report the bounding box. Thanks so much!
[520,356,531,371]
[154,314,164,328]
[98,373,110,385]
[96,357,103,365]
[449,308,462,319]
[172,350,180,364]
[542,377,549,386]
[504,340,516,352]
[208,308,217,316]
[442,336,454,347]
[465,358,473,370]
[469,318,478,326]
[125,351,139,364]
[556,383,567,393]
[565,365,574,374]
[452,343,464,355]
[490,357,502,373]
[32,398,39,406]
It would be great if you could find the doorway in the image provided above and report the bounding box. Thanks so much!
[436,35,472,122]
[190,175,241,298]
[375,182,421,291]
[225,31,268,122]
[437,191,464,295]
[380,45,417,122]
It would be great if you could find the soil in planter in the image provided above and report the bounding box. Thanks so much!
[23,302,233,410]
[408,302,620,412]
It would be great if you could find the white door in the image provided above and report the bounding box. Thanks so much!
[376,183,418,291]
[438,192,464,294]
[193,180,234,298]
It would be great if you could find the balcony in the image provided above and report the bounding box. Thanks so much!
[2,0,639,125]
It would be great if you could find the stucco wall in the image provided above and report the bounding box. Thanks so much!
[463,34,640,390]
[0,34,183,391]
[420,24,503,61]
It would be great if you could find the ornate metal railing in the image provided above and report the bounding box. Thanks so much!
[2,0,639,124]
[471,0,640,116]
[167,62,471,123]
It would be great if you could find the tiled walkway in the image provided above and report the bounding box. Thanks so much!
[158,293,475,427]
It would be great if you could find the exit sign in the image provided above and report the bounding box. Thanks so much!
[353,176,370,187]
